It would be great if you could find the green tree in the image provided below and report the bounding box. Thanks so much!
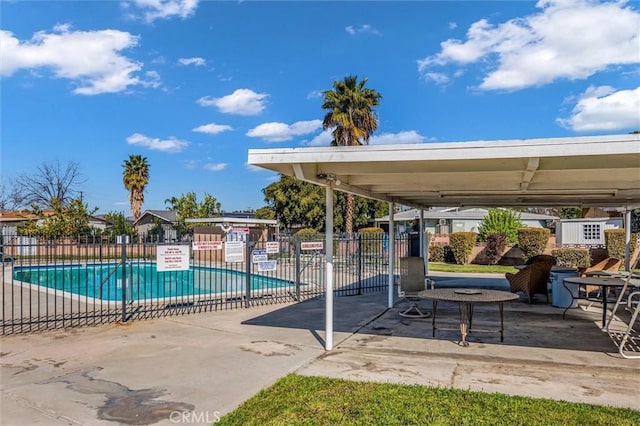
[255,207,276,220]
[122,155,150,221]
[104,211,136,241]
[321,75,382,235]
[262,175,386,233]
[477,208,523,244]
[164,192,222,234]
[19,197,97,238]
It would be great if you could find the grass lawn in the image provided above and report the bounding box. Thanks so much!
[427,263,518,274]
[218,374,639,426]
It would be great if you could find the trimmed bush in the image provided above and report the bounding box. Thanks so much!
[292,228,322,242]
[485,232,507,265]
[605,229,638,260]
[551,248,590,268]
[449,232,477,265]
[429,245,444,262]
[517,227,550,263]
[478,208,523,244]
[358,227,384,254]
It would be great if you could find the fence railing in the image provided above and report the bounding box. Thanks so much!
[1,233,411,335]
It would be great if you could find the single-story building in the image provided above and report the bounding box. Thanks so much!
[374,207,556,235]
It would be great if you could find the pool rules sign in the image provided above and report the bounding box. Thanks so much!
[157,245,190,271]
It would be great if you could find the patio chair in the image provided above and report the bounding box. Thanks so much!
[578,257,622,304]
[506,261,554,303]
[398,256,432,318]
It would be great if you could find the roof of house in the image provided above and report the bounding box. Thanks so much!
[133,210,179,225]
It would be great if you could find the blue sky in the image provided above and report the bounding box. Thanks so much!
[2,0,639,215]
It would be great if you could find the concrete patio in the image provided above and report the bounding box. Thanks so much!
[1,273,639,425]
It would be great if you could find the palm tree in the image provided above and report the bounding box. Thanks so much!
[122,155,150,221]
[321,75,382,234]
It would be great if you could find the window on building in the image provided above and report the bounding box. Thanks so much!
[583,223,601,240]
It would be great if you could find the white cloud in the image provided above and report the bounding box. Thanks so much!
[302,130,333,147]
[418,0,640,90]
[424,72,450,85]
[178,57,206,66]
[197,88,268,115]
[183,160,198,169]
[126,133,189,152]
[0,26,154,95]
[448,22,458,30]
[307,90,323,99]
[556,85,640,131]
[203,163,227,171]
[246,120,322,142]
[370,131,426,145]
[127,0,199,23]
[192,123,233,135]
[345,24,381,36]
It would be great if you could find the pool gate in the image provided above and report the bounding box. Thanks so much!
[2,232,411,334]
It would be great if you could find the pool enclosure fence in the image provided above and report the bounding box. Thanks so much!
[2,232,411,335]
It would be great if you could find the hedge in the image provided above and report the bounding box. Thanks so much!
[551,248,591,268]
[358,227,384,254]
[605,229,638,260]
[517,228,550,263]
[449,232,477,265]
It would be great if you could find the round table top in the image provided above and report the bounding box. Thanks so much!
[563,276,627,286]
[418,288,519,303]
[515,265,577,272]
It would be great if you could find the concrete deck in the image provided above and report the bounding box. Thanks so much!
[1,273,639,425]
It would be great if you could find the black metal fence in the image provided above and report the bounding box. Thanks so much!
[2,233,410,335]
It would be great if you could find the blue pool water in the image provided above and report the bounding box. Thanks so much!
[13,263,293,301]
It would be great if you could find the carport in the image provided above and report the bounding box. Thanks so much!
[248,133,640,350]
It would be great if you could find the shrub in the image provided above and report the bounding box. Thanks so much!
[605,229,638,260]
[358,227,384,254]
[449,232,477,265]
[485,232,507,265]
[292,228,322,242]
[477,208,523,244]
[517,227,550,263]
[551,248,591,268]
[428,245,455,263]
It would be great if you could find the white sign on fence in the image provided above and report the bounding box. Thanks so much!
[265,241,280,254]
[225,241,244,263]
[258,260,277,272]
[301,241,324,251]
[157,245,190,272]
[252,249,268,263]
[192,241,223,251]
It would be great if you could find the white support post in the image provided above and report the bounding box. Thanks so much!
[388,202,395,309]
[625,209,631,271]
[325,187,334,351]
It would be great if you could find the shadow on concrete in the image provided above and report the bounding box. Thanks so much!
[243,274,633,355]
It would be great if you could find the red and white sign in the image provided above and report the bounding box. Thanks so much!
[301,241,324,251]
[157,245,190,271]
[192,241,223,251]
[232,227,250,234]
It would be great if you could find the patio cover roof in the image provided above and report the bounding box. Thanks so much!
[247,133,640,209]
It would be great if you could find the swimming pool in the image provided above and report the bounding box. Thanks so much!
[12,263,294,301]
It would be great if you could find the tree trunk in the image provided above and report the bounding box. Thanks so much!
[345,193,354,235]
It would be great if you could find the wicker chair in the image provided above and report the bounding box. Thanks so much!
[506,261,554,303]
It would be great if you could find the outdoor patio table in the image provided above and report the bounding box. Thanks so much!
[562,276,627,329]
[418,288,519,347]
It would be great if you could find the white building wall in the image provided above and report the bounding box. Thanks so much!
[557,218,623,246]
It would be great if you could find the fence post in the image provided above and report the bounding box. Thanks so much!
[120,234,127,323]
[295,238,301,301]
[245,237,252,308]
[357,234,363,295]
